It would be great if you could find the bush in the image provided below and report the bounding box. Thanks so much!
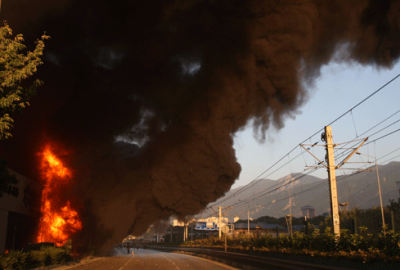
[0,246,72,270]
[181,228,400,261]
[0,251,27,270]
[42,246,71,265]
[23,242,54,252]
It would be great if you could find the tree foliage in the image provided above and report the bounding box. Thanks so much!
[318,199,400,235]
[0,22,49,139]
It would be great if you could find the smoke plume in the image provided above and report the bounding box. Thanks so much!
[1,0,399,250]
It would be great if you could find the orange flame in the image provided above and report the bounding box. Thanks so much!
[36,144,82,246]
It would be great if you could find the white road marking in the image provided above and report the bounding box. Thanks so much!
[55,257,106,270]
[161,254,180,270]
[174,253,240,270]
[117,257,134,270]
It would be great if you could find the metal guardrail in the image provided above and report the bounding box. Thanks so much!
[148,246,355,270]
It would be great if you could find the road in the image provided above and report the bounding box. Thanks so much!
[56,248,239,270]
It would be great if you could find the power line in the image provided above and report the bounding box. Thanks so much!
[380,153,400,165]
[377,146,400,162]
[229,119,400,211]
[228,168,321,207]
[230,147,399,218]
[235,161,376,216]
[301,73,400,149]
[208,151,303,207]
[365,127,400,146]
[334,114,400,163]
[208,73,400,210]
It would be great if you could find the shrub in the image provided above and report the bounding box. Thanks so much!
[0,251,27,270]
[41,246,71,265]
[180,228,400,261]
[0,246,72,269]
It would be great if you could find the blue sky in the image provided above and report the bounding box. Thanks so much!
[232,61,400,189]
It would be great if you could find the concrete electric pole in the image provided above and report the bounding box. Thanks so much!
[324,126,340,236]
[238,199,251,235]
[219,206,222,238]
[210,206,233,238]
[301,126,367,237]
[356,152,386,236]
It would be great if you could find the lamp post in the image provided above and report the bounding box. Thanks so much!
[239,199,250,236]
[356,152,386,235]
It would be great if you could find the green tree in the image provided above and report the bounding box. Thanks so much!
[0,22,49,139]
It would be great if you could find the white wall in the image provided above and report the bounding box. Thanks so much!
[0,169,40,215]
[0,169,40,252]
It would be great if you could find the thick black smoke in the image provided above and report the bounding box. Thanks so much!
[1,0,399,250]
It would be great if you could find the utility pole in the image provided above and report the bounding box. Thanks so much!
[301,126,367,238]
[285,184,293,237]
[238,199,251,235]
[375,158,386,236]
[219,206,222,238]
[325,126,340,237]
[356,152,386,235]
[247,203,250,235]
[183,223,186,242]
[210,206,233,239]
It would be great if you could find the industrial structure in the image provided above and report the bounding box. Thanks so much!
[301,205,316,219]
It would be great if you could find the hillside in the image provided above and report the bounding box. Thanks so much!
[198,161,400,221]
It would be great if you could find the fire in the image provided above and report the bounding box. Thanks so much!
[36,143,82,246]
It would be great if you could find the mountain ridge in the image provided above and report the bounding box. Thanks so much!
[198,161,400,221]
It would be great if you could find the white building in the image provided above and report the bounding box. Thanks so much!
[0,168,41,253]
[172,219,185,227]
[301,205,316,219]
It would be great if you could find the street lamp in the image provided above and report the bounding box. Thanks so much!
[356,152,386,235]
[239,199,250,236]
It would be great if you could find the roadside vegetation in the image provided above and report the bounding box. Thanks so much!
[182,228,400,262]
[181,200,400,262]
[0,242,72,270]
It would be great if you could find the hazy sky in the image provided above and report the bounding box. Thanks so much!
[232,61,400,188]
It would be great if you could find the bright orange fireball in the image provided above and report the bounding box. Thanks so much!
[36,143,82,246]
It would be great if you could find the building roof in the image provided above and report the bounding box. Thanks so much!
[234,223,258,230]
[234,222,286,230]
[301,205,315,209]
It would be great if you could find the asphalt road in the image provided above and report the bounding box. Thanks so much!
[55,248,239,270]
